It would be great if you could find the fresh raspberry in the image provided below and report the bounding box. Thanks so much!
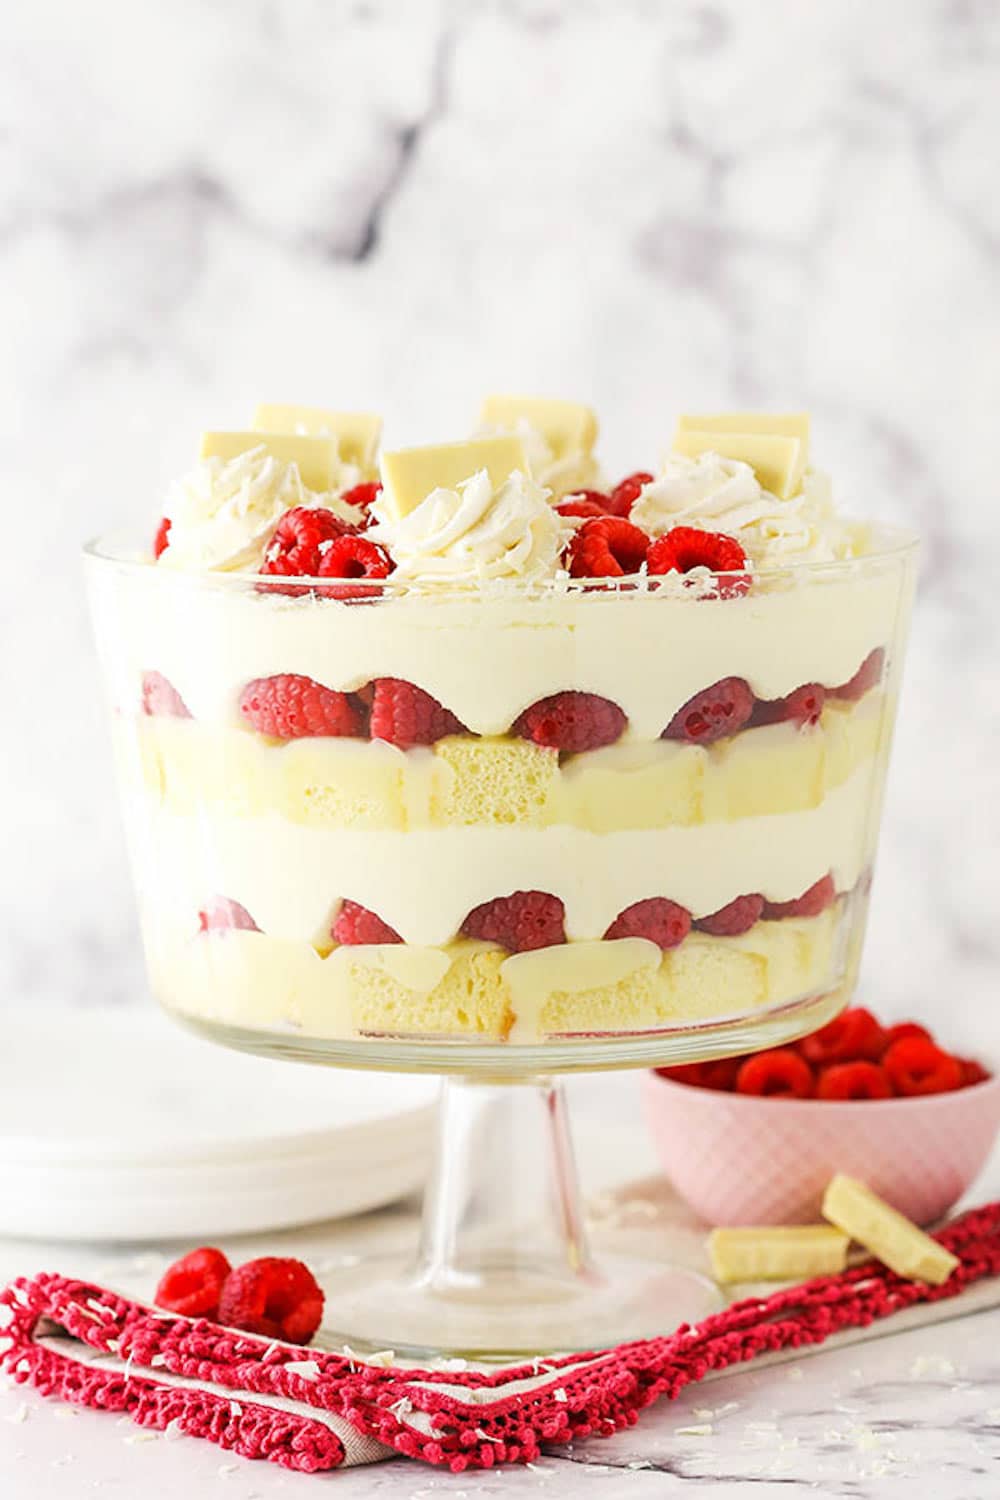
[883,1037,963,1096]
[316,534,393,598]
[153,516,171,558]
[567,517,649,578]
[799,1006,886,1065]
[763,874,836,920]
[604,897,691,950]
[198,898,259,933]
[141,671,191,719]
[833,648,885,702]
[816,1060,892,1100]
[339,481,382,511]
[331,900,402,945]
[695,894,765,937]
[217,1257,324,1345]
[752,683,827,729]
[654,1057,742,1091]
[238,675,363,739]
[461,891,566,953]
[513,692,626,754]
[556,497,608,520]
[882,1021,932,1051]
[736,1049,814,1099]
[261,506,351,580]
[155,1247,232,1319]
[959,1058,991,1088]
[607,471,654,518]
[646,526,750,598]
[369,678,465,749]
[662,677,754,745]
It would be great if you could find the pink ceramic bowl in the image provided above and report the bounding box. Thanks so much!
[641,1066,1000,1227]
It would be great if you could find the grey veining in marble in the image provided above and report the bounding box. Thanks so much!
[1,0,998,1035]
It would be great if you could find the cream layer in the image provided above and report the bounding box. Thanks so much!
[133,764,878,946]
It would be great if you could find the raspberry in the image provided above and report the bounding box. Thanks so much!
[882,1021,932,1050]
[736,1049,814,1099]
[834,648,885,702]
[238,674,363,740]
[604,897,691,950]
[369,678,465,749]
[646,526,750,597]
[799,1007,887,1066]
[331,900,402,945]
[816,1060,892,1100]
[654,1057,742,1091]
[198,898,259,933]
[959,1058,991,1088]
[153,516,171,558]
[883,1037,963,1097]
[339,481,382,511]
[461,891,566,953]
[261,506,350,580]
[217,1257,324,1345]
[556,497,608,520]
[763,874,836,920]
[607,471,654,518]
[567,517,649,578]
[752,683,827,729]
[513,692,626,754]
[662,677,754,745]
[695,894,765,937]
[317,535,393,598]
[155,1247,232,1319]
[141,671,191,719]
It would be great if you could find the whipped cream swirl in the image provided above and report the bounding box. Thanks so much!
[158,446,358,572]
[630,452,866,567]
[368,468,571,585]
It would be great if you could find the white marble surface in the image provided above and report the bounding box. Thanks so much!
[0,0,998,1032]
[3,1074,1000,1498]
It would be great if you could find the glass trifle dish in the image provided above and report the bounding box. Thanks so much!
[88,400,917,1354]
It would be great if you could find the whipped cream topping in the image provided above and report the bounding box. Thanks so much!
[630,453,867,567]
[367,468,571,585]
[478,418,601,497]
[158,446,359,572]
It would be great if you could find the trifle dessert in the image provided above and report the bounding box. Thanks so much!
[88,401,916,1051]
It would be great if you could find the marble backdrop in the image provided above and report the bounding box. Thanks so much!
[2,0,997,1039]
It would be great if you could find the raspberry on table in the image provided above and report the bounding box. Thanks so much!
[736,1049,814,1099]
[662,677,755,745]
[513,691,626,754]
[816,1060,892,1100]
[317,535,393,598]
[606,471,654,518]
[217,1257,325,1345]
[567,516,649,578]
[646,526,750,597]
[882,1037,963,1096]
[198,897,259,933]
[763,874,836,920]
[153,516,172,558]
[141,671,191,719]
[799,1006,887,1066]
[339,481,382,511]
[155,1247,232,1319]
[654,1057,743,1091]
[369,678,465,749]
[238,674,364,740]
[261,506,351,579]
[959,1058,991,1087]
[332,900,403,945]
[461,890,566,953]
[604,897,691,950]
[695,894,765,937]
[833,648,885,702]
[882,1021,932,1050]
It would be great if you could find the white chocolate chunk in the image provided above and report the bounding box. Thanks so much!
[478,395,598,459]
[199,431,340,493]
[708,1225,849,1284]
[379,435,527,519]
[252,405,382,471]
[822,1175,958,1285]
[676,411,810,449]
[673,428,804,500]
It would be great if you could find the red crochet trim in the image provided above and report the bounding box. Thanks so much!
[3,1201,1000,1475]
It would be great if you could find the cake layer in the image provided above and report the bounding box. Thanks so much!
[152,905,844,1046]
[135,765,877,946]
[103,559,907,736]
[131,695,886,832]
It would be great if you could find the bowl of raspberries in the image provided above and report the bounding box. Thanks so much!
[642,1008,1000,1227]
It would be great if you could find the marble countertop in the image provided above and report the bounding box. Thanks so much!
[3,1075,1000,1499]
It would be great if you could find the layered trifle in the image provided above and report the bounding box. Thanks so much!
[89,401,915,1049]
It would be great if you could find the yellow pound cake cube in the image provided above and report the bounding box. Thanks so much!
[431,736,559,827]
[704,721,825,821]
[280,739,406,829]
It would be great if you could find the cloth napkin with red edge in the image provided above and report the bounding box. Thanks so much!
[3,1201,1000,1476]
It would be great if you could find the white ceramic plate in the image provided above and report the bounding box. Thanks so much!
[0,1009,437,1240]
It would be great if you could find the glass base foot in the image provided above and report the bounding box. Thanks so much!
[318,1251,722,1361]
